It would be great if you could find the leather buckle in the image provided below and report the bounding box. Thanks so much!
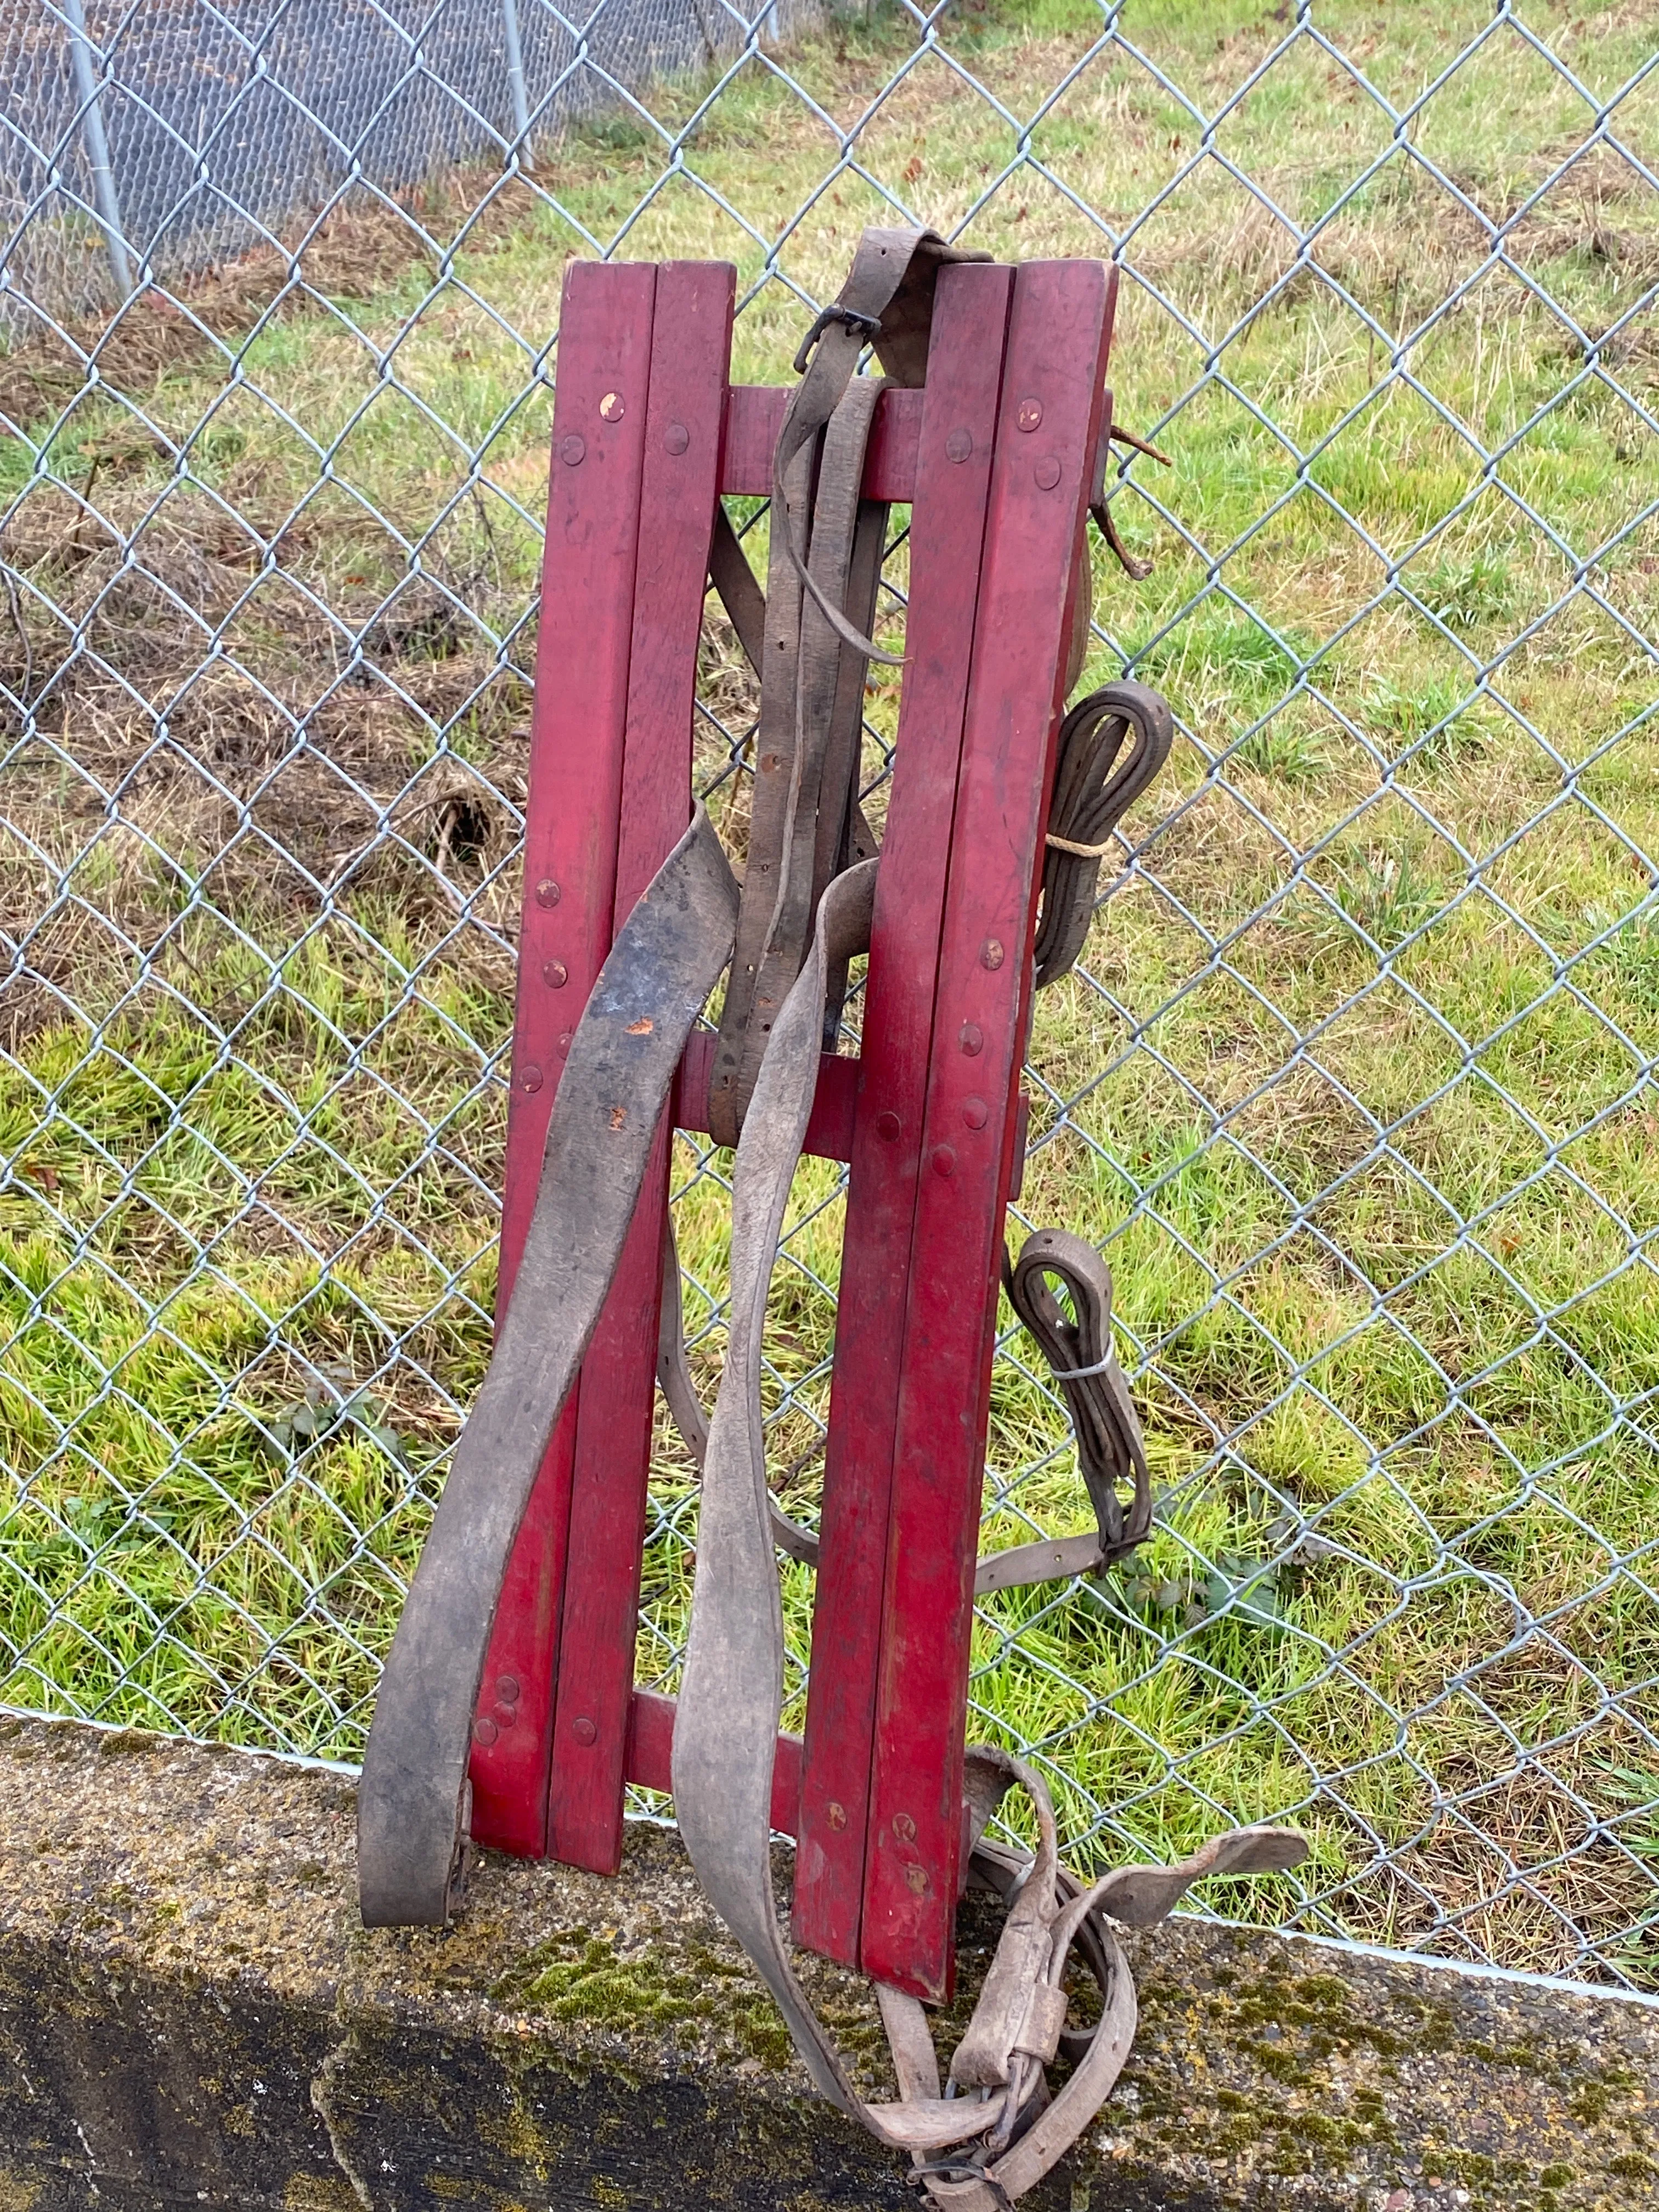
[793,301,883,374]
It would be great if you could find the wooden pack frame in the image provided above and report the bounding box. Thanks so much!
[467,252,1119,2003]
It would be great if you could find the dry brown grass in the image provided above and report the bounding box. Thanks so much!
[0,173,551,437]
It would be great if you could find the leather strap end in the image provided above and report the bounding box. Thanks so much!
[863,2090,1009,2151]
[948,1917,1052,2090]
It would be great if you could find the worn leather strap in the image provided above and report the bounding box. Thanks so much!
[708,501,769,669]
[672,856,1306,2194]
[358,808,739,1926]
[705,481,894,1050]
[709,491,883,943]
[743,378,884,1107]
[711,365,898,1144]
[813,479,888,1041]
[775,227,989,663]
[656,1215,819,1567]
[921,1823,1305,2212]
[678,864,1036,2153]
[708,427,815,1149]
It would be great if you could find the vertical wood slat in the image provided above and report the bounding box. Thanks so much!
[467,262,659,1857]
[860,261,1116,2000]
[792,262,1017,1971]
[547,263,737,1874]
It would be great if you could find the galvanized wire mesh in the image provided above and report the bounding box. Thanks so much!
[2,0,829,325]
[1,0,1655,1991]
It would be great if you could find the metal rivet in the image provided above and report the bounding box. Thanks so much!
[962,1096,988,1131]
[932,1144,956,1177]
[556,1031,572,1057]
[760,751,782,773]
[572,1716,597,1746]
[893,1813,916,1841]
[472,1715,498,1746]
[600,390,625,422]
[875,1110,901,1142]
[1016,397,1043,432]
[542,958,568,989]
[905,1863,929,1895]
[497,1675,521,1704]
[945,426,973,464]
[959,1022,983,1056]
[664,420,690,455]
[559,433,586,466]
[536,878,561,908]
[827,1801,848,1831]
[1035,455,1062,491]
[519,1063,543,1093]
[494,1702,516,1729]
[981,938,1005,970]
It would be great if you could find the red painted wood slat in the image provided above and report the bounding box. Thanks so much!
[859,260,1116,2000]
[469,261,658,1857]
[791,261,1017,1971]
[546,262,737,1875]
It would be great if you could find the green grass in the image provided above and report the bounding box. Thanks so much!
[1,0,1657,1982]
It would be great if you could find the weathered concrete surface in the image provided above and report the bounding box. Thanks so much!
[0,1717,1651,2212]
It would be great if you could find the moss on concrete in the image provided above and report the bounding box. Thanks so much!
[0,1717,1651,2210]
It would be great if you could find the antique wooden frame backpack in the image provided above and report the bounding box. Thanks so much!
[358,230,1304,2207]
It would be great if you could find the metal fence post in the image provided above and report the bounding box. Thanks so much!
[61,0,132,301]
[499,0,534,171]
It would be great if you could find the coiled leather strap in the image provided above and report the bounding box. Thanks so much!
[1001,1228,1152,1570]
[1037,680,1173,989]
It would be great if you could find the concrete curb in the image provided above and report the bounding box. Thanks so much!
[0,1717,1651,2210]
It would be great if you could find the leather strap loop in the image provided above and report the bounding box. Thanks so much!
[771,227,988,665]
[1001,1228,1152,1568]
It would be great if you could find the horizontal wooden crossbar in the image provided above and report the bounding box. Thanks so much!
[625,1692,985,1905]
[673,1031,1026,1192]
[720,384,922,501]
[674,1032,858,1155]
[625,1688,802,1835]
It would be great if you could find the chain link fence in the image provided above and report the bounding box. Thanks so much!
[1,0,1655,1992]
[1,0,828,325]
